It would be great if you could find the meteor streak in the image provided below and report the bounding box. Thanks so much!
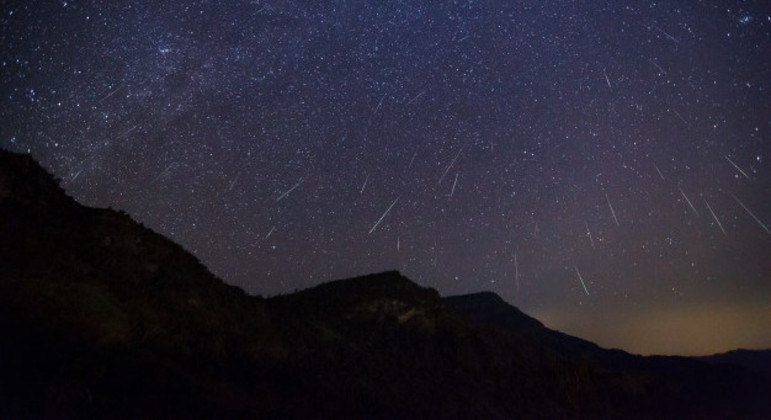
[606,193,619,226]
[654,163,665,181]
[227,175,239,192]
[449,172,459,197]
[678,187,700,217]
[730,192,770,234]
[585,220,595,248]
[438,145,465,184]
[406,90,425,105]
[602,68,612,90]
[154,162,177,182]
[372,93,386,117]
[71,168,83,182]
[276,178,303,202]
[703,198,726,236]
[672,109,688,125]
[368,197,399,234]
[360,174,369,194]
[575,268,590,296]
[725,155,750,180]
[265,226,276,239]
[98,85,124,103]
[653,25,680,44]
[648,59,666,74]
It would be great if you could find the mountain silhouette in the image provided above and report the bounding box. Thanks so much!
[0,149,769,418]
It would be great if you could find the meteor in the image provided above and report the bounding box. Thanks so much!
[730,192,770,234]
[368,197,400,235]
[606,193,620,226]
[575,268,590,296]
[654,163,665,181]
[724,155,750,180]
[585,220,595,248]
[265,226,276,239]
[360,174,369,194]
[703,198,726,236]
[438,145,465,184]
[678,187,700,217]
[449,172,459,197]
[276,178,303,202]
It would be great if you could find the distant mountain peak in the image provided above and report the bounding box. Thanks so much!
[281,270,437,301]
[269,270,443,326]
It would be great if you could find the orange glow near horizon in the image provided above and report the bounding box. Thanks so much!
[535,299,771,356]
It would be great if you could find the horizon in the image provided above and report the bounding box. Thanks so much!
[1,1,769,356]
[240,264,771,357]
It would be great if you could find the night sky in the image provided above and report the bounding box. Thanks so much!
[2,1,769,356]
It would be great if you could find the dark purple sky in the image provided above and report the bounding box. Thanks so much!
[2,0,769,355]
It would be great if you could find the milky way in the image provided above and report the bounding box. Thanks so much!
[2,1,769,355]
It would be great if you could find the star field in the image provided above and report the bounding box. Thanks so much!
[1,1,769,355]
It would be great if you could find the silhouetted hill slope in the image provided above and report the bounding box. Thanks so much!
[445,292,602,354]
[445,292,642,369]
[1,149,769,418]
[698,349,771,375]
[0,150,278,417]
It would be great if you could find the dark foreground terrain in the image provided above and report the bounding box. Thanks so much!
[1,149,769,418]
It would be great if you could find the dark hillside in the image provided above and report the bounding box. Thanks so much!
[1,149,768,418]
[0,150,278,417]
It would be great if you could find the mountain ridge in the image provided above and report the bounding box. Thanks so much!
[1,149,769,418]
